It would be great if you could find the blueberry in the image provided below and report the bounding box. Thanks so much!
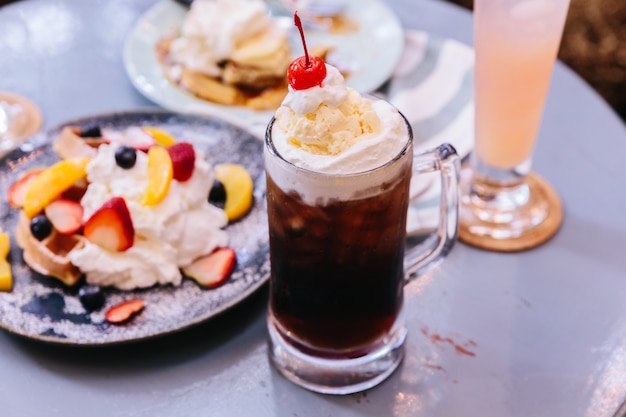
[78,284,105,311]
[115,145,137,169]
[30,215,52,241]
[208,179,227,208]
[80,124,102,138]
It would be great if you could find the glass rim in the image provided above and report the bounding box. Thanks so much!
[264,111,414,179]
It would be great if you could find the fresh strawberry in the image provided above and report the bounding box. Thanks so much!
[167,142,195,182]
[183,247,236,288]
[103,127,155,152]
[83,197,134,251]
[105,298,145,324]
[44,198,84,234]
[7,168,44,208]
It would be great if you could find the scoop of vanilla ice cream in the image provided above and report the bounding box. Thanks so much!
[169,0,287,77]
[69,143,229,290]
[277,88,381,156]
[272,64,408,174]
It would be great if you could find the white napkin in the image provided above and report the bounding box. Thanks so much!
[384,30,474,236]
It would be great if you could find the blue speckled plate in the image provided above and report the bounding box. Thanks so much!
[0,110,269,346]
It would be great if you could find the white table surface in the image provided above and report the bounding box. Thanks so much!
[1,0,625,416]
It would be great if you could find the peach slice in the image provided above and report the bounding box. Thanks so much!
[213,163,253,222]
[143,146,173,206]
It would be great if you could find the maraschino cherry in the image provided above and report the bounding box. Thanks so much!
[288,12,327,90]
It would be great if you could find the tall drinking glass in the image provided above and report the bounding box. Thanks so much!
[265,104,460,395]
[460,0,570,250]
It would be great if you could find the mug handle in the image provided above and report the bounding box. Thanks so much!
[404,143,461,282]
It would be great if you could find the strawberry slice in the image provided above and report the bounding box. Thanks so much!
[183,247,237,288]
[83,197,134,251]
[7,168,44,208]
[44,198,84,234]
[167,142,195,182]
[105,299,145,324]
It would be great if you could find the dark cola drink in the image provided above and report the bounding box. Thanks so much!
[264,95,460,393]
[266,160,411,357]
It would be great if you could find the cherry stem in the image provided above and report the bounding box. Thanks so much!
[294,12,310,67]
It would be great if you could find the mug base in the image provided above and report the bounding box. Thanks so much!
[267,313,406,395]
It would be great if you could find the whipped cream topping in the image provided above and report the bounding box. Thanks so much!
[169,0,287,77]
[69,144,229,290]
[271,64,408,174]
[280,65,348,115]
[266,63,410,205]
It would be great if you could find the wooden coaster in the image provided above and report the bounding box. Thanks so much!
[0,92,43,150]
[459,173,563,252]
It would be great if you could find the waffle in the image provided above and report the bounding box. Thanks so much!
[15,128,96,286]
[157,36,332,110]
[53,126,105,160]
[15,211,85,286]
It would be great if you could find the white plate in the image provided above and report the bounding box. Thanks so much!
[123,0,404,138]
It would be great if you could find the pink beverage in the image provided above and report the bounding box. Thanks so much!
[474,0,570,169]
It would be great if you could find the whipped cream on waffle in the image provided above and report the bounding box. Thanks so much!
[169,0,290,80]
[69,144,228,290]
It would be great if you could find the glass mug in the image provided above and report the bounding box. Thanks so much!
[264,107,460,395]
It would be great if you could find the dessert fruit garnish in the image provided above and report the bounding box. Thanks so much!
[182,247,237,288]
[0,232,12,292]
[143,145,173,206]
[78,284,105,312]
[7,168,44,209]
[167,142,196,182]
[288,12,327,91]
[115,146,137,169]
[208,179,227,208]
[29,214,53,241]
[6,124,256,324]
[79,123,102,138]
[83,196,135,252]
[213,163,254,221]
[22,157,90,219]
[105,299,145,324]
[44,199,83,235]
[142,126,176,147]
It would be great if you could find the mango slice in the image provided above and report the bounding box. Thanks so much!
[142,127,177,147]
[23,158,90,218]
[0,232,12,292]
